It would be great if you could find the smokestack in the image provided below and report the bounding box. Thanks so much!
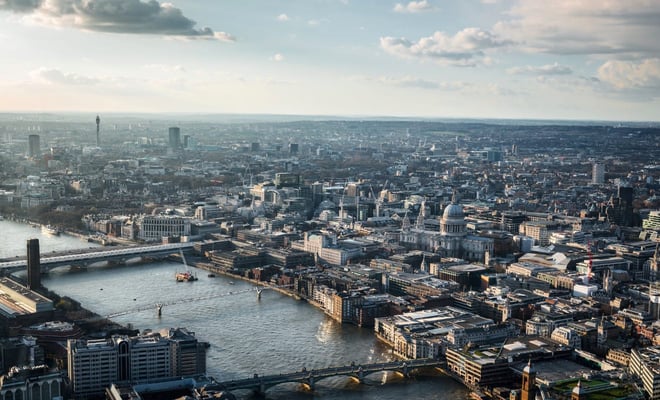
[27,238,41,290]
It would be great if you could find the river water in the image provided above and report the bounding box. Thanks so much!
[0,219,470,399]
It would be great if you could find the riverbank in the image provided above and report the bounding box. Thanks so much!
[186,258,302,300]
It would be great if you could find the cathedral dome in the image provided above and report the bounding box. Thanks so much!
[443,203,464,219]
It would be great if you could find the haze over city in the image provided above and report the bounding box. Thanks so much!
[1,0,659,121]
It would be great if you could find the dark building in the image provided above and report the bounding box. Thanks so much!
[168,127,181,150]
[27,239,40,290]
[274,173,300,188]
[288,143,299,154]
[604,186,635,227]
[28,134,40,158]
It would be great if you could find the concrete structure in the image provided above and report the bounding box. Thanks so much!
[26,239,40,291]
[0,365,62,400]
[0,278,53,316]
[138,215,191,242]
[630,346,660,400]
[592,162,605,185]
[67,328,207,398]
[27,134,40,158]
[168,127,181,150]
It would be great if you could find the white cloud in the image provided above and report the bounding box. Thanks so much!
[376,76,472,91]
[494,0,660,57]
[507,62,572,76]
[30,67,99,85]
[598,58,660,90]
[380,27,510,66]
[212,32,236,42]
[277,13,289,22]
[142,64,186,73]
[393,0,434,14]
[270,53,285,62]
[307,19,320,26]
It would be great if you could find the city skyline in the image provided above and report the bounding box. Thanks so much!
[1,0,659,121]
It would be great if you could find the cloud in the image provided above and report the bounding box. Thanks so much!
[393,0,434,14]
[270,53,284,62]
[30,67,99,85]
[376,76,472,91]
[380,27,510,66]
[1,0,235,41]
[494,0,660,57]
[507,62,572,76]
[597,58,660,91]
[307,19,320,26]
[143,63,186,73]
[276,13,289,21]
[0,0,42,12]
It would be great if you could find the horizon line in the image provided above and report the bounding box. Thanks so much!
[0,111,658,125]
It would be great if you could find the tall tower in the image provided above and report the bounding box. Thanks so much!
[28,134,40,158]
[27,238,41,290]
[521,359,537,400]
[592,162,605,185]
[168,127,181,150]
[95,115,100,147]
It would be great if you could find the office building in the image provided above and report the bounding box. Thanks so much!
[28,134,40,158]
[592,162,605,185]
[630,346,660,400]
[168,127,181,150]
[67,329,207,398]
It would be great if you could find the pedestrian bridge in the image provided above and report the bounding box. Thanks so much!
[0,242,195,273]
[214,359,444,395]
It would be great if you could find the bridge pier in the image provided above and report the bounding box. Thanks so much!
[303,376,315,391]
[256,288,263,300]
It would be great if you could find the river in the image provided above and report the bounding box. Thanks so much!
[0,219,470,399]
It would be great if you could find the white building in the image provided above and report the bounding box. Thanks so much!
[138,215,191,242]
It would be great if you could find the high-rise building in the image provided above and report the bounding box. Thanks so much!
[67,328,207,398]
[592,163,605,184]
[168,127,181,149]
[27,238,41,290]
[288,143,299,154]
[95,115,101,147]
[28,134,40,158]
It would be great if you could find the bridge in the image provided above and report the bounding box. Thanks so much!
[104,284,293,318]
[0,242,195,273]
[213,358,445,395]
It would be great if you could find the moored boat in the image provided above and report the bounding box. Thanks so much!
[174,249,197,282]
[175,271,197,282]
[42,224,61,236]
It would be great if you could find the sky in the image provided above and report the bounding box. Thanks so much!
[0,0,659,121]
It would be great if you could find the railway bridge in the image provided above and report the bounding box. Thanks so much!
[214,358,445,395]
[0,242,195,273]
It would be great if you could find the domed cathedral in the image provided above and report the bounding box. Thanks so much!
[440,197,494,262]
[399,195,494,263]
[440,201,467,258]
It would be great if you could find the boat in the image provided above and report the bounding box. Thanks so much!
[175,271,197,282]
[42,224,61,236]
[175,250,197,282]
[207,273,216,278]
